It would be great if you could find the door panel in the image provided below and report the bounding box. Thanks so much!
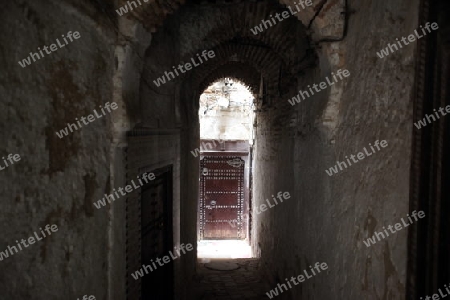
[199,156,245,240]
[141,168,173,300]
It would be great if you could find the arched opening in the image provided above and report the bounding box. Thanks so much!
[196,78,255,259]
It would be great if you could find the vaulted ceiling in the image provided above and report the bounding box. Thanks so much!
[139,0,325,98]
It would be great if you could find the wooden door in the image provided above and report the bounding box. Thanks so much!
[141,167,173,300]
[199,156,245,239]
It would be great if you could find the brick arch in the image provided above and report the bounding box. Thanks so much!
[116,0,338,39]
[174,0,312,70]
[187,41,301,97]
[119,0,345,97]
[132,0,340,102]
[197,61,261,94]
[134,0,344,109]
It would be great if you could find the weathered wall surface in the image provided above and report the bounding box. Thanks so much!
[0,1,116,299]
[110,15,153,300]
[139,9,199,299]
[252,0,419,298]
[0,0,424,299]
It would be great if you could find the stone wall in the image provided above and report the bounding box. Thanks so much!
[0,1,116,298]
[139,12,200,298]
[252,0,419,298]
[0,0,424,299]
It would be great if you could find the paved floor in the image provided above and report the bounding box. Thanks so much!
[192,258,270,300]
[197,240,252,259]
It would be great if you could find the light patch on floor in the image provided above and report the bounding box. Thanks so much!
[197,240,252,260]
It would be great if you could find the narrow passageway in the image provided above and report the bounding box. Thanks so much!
[2,0,450,299]
[193,80,263,299]
[193,259,270,300]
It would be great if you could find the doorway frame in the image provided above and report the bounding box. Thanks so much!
[125,128,181,300]
[198,153,249,240]
[196,142,252,243]
[407,0,450,297]
[140,165,174,300]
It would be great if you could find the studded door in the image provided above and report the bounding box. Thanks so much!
[199,156,245,239]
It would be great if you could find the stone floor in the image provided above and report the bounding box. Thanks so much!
[197,240,252,259]
[191,258,271,300]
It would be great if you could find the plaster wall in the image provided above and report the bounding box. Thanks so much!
[0,1,116,298]
[252,0,419,298]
